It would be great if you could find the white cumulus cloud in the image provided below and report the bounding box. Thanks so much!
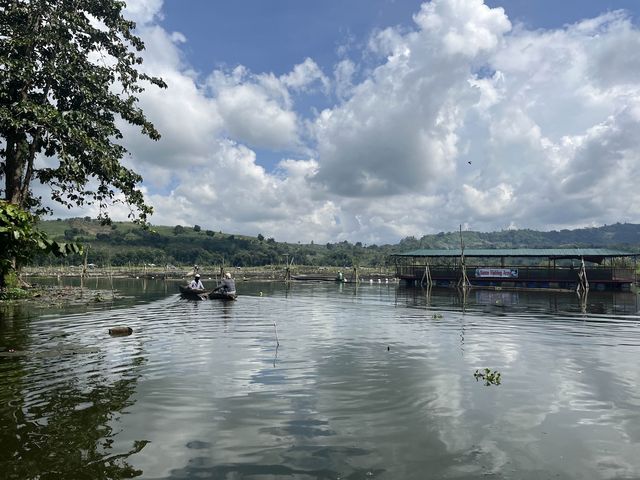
[47,0,640,243]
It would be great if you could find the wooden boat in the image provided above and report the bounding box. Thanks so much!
[179,285,209,300]
[179,285,237,301]
[209,291,238,301]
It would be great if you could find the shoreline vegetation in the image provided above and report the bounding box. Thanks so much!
[0,284,121,309]
[1,265,398,307]
[4,218,640,306]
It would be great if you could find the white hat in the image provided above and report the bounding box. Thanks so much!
[195,273,200,278]
[225,272,231,278]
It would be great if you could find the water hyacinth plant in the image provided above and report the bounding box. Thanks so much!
[474,368,502,386]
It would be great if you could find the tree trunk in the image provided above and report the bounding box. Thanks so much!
[4,132,28,207]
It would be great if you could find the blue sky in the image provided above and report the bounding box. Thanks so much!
[160,0,640,75]
[56,0,640,243]
[160,0,426,75]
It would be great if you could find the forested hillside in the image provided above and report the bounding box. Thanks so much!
[35,217,391,268]
[399,223,640,250]
[34,218,640,268]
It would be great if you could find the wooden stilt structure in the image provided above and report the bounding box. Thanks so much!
[392,248,637,291]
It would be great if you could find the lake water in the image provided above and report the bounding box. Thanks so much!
[1,278,640,479]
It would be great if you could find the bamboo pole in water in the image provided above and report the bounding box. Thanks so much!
[273,321,280,346]
[80,246,89,298]
[109,262,114,297]
[458,225,470,289]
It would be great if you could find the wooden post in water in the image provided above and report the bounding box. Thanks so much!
[421,263,432,287]
[577,256,589,294]
[283,254,292,282]
[81,245,89,297]
[285,265,291,282]
[458,225,470,289]
[108,261,114,297]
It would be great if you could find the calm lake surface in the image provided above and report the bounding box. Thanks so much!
[1,278,640,479]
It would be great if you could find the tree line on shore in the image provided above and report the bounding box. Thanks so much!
[30,217,640,269]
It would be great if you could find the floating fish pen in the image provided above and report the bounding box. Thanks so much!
[391,248,638,291]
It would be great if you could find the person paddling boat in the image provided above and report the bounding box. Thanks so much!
[213,272,236,295]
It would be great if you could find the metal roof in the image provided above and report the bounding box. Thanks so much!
[391,248,637,262]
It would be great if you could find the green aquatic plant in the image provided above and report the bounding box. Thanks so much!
[432,313,443,319]
[474,368,502,386]
[0,287,31,300]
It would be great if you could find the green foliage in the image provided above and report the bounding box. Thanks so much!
[2,270,20,289]
[0,286,31,300]
[173,225,185,235]
[193,225,201,232]
[0,201,81,287]
[0,0,165,222]
[474,368,502,386]
[64,227,86,240]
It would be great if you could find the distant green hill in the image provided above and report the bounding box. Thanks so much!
[33,218,640,268]
[396,224,640,270]
[35,217,390,268]
[400,223,640,251]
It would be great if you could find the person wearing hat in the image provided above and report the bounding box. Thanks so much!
[214,272,236,295]
[189,273,204,290]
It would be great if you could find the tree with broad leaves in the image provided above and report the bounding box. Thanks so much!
[0,0,166,222]
[0,200,81,289]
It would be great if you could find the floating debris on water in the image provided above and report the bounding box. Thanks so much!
[474,368,502,386]
[108,326,133,336]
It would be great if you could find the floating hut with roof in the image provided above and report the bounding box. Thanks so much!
[391,248,638,291]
